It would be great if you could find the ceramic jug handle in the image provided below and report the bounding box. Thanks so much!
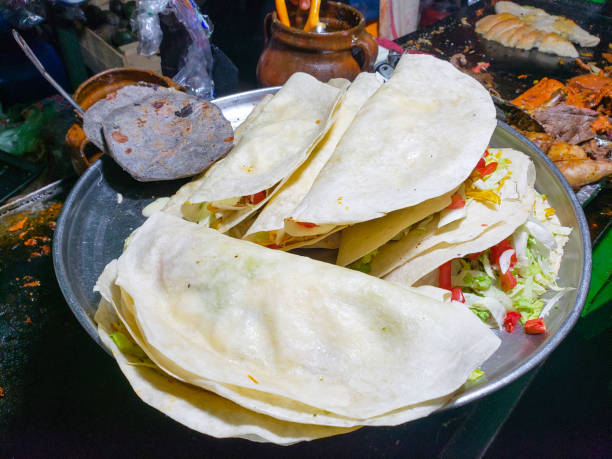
[263,12,274,44]
[352,31,378,71]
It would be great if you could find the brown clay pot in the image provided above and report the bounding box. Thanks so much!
[65,68,183,174]
[256,2,378,87]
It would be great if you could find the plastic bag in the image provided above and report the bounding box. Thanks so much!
[131,0,214,99]
[170,0,214,99]
[131,0,169,57]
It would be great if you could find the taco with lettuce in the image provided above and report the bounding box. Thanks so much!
[243,72,382,250]
[94,212,500,442]
[165,72,345,233]
[345,148,573,334]
[285,53,496,239]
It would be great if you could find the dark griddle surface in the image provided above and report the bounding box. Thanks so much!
[396,0,612,100]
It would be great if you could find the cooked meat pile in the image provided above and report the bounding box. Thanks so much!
[512,74,612,188]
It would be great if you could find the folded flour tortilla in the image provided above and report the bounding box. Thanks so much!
[289,54,496,228]
[95,212,500,426]
[243,73,382,250]
[381,149,536,285]
[172,73,343,233]
[337,190,455,267]
[95,299,357,445]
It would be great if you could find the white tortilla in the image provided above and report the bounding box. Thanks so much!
[164,73,342,233]
[100,212,499,421]
[371,149,535,278]
[385,219,529,287]
[186,73,342,204]
[95,300,356,444]
[244,73,382,246]
[289,54,496,226]
[337,190,455,267]
[97,260,452,429]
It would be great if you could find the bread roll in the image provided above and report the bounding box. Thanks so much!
[475,13,516,34]
[516,29,545,50]
[553,18,600,47]
[495,1,600,47]
[502,25,534,47]
[486,18,525,40]
[538,32,579,58]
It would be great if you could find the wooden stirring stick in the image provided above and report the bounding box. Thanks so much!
[275,0,291,27]
[304,0,321,31]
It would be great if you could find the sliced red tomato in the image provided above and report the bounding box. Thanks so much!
[266,244,281,249]
[468,251,485,261]
[525,318,546,334]
[451,287,465,303]
[447,193,466,209]
[439,261,452,290]
[490,238,517,267]
[503,311,522,333]
[475,160,498,177]
[500,270,517,291]
[247,190,267,205]
[296,221,318,228]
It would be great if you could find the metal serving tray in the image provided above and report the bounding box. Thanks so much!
[53,87,591,413]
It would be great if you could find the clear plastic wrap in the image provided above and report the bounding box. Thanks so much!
[131,0,169,56]
[131,0,214,99]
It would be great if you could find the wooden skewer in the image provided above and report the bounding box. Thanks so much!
[304,0,321,32]
[275,0,291,27]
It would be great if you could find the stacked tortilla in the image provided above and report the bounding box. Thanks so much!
[339,148,537,285]
[161,54,497,248]
[162,72,346,233]
[95,212,500,444]
[93,55,515,444]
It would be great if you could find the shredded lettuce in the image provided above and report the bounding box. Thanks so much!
[457,271,491,291]
[468,368,485,382]
[540,288,574,318]
[348,250,379,274]
[471,155,511,191]
[109,332,147,359]
[469,308,491,324]
[446,190,569,329]
[464,292,506,329]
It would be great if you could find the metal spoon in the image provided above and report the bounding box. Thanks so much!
[12,29,85,117]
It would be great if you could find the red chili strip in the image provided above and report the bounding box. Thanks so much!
[504,311,522,333]
[247,190,267,205]
[500,270,517,291]
[447,193,466,209]
[525,318,546,334]
[296,221,318,228]
[451,287,465,303]
[439,261,452,290]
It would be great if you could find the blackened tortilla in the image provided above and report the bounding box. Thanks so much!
[102,90,233,181]
[83,84,173,150]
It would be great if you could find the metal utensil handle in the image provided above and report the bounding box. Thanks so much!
[12,29,85,117]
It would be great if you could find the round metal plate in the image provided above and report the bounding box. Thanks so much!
[53,87,591,412]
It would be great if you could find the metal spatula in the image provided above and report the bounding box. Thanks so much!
[12,29,85,117]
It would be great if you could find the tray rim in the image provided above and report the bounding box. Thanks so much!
[52,87,591,414]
